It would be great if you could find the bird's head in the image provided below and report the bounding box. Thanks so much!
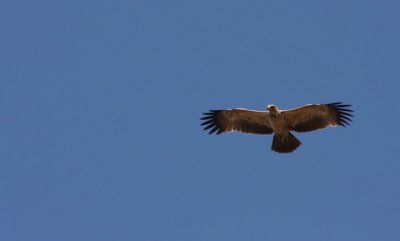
[267,104,280,116]
[267,104,277,112]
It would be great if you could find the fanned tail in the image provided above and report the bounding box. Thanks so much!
[271,133,302,153]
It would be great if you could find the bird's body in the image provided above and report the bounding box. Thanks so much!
[201,102,353,153]
[266,105,286,135]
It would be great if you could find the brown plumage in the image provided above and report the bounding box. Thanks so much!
[201,102,353,153]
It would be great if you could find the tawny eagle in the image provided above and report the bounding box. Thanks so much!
[201,102,353,153]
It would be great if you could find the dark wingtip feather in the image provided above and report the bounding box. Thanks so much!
[200,110,223,135]
[340,115,353,122]
[203,123,215,130]
[340,112,354,117]
[208,126,219,134]
[201,119,215,126]
[327,102,354,127]
[339,118,350,126]
[336,108,354,113]
[327,102,343,106]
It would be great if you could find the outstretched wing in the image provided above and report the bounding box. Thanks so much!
[282,102,353,132]
[201,109,273,135]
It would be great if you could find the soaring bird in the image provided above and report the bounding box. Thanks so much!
[201,102,353,153]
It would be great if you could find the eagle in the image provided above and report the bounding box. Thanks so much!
[201,102,353,153]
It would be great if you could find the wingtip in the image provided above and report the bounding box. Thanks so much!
[200,109,223,135]
[327,102,354,127]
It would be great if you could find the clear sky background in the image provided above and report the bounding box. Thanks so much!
[1,0,399,240]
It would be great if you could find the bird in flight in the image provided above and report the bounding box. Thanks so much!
[201,102,353,153]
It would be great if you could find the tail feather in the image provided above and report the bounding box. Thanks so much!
[271,133,302,153]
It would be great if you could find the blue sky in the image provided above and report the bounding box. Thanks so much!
[1,0,400,240]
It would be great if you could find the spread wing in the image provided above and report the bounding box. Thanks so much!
[282,102,353,132]
[201,109,273,135]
